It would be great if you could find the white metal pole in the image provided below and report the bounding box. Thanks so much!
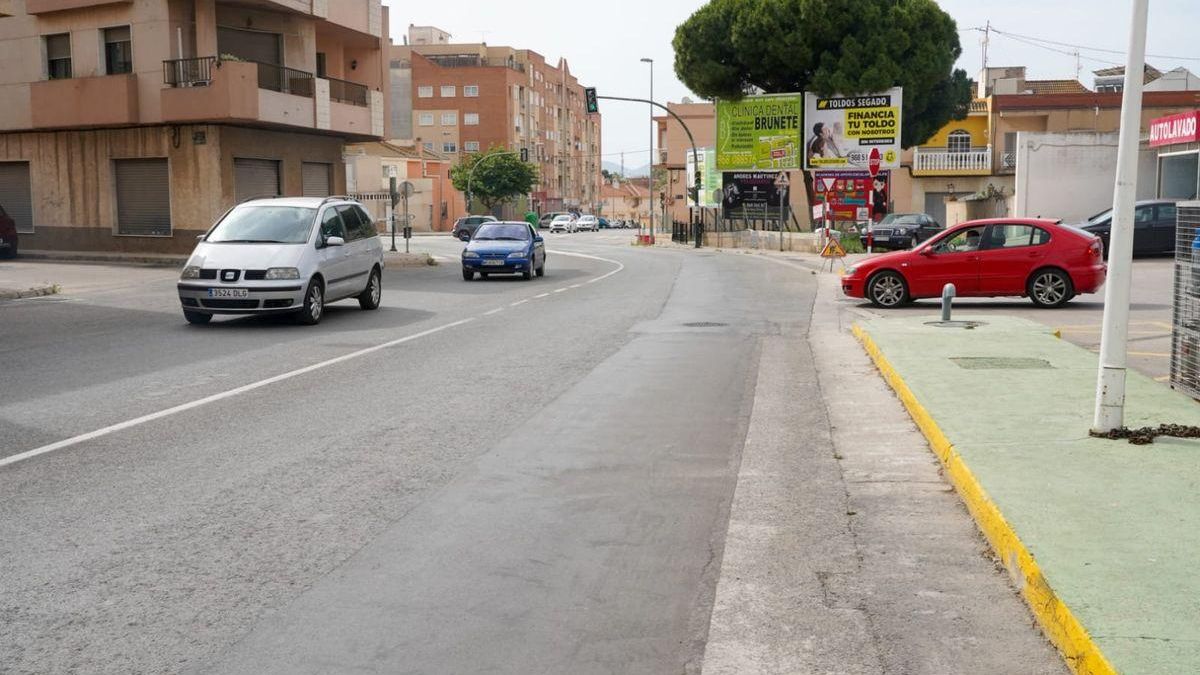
[1093,0,1149,432]
[642,58,654,240]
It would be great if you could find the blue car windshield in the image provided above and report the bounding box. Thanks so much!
[207,206,317,244]
[473,224,530,241]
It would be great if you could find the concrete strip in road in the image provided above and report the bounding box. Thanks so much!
[703,272,1066,674]
[854,314,1200,675]
[0,284,58,300]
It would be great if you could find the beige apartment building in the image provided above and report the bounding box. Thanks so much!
[390,26,602,217]
[0,0,387,254]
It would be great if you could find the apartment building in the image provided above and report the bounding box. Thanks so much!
[389,26,602,216]
[0,0,387,254]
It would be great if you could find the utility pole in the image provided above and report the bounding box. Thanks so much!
[641,57,654,241]
[1093,0,1150,432]
[981,20,991,74]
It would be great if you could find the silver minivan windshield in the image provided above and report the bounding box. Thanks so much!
[207,206,317,244]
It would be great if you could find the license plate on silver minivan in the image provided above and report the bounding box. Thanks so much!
[208,288,249,298]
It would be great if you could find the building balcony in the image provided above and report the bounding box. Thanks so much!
[30,73,138,129]
[25,0,130,13]
[912,147,993,176]
[161,57,379,139]
[242,0,382,37]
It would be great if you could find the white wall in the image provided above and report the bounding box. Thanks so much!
[1014,132,1126,222]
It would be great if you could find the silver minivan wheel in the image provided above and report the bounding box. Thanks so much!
[297,280,324,325]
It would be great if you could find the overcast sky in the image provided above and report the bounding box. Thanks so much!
[390,0,1199,170]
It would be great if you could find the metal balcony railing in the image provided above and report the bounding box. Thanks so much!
[257,62,314,98]
[1000,152,1017,172]
[327,76,368,107]
[163,56,217,87]
[913,147,992,173]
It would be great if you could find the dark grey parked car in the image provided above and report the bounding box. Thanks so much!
[452,215,498,241]
[1078,199,1179,257]
[860,213,943,250]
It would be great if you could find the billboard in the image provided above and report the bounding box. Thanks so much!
[721,172,788,219]
[804,88,903,171]
[716,94,803,171]
[686,148,723,208]
[812,170,890,222]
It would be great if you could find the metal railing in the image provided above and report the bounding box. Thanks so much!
[913,147,992,173]
[257,61,314,98]
[163,56,218,87]
[1000,152,1017,172]
[327,76,368,107]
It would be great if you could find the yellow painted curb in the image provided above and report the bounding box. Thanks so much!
[851,323,1117,675]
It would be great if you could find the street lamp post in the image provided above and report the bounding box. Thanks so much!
[1093,0,1150,432]
[641,57,653,242]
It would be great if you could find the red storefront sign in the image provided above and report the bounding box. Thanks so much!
[1149,111,1199,147]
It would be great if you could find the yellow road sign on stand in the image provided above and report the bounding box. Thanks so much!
[820,237,847,258]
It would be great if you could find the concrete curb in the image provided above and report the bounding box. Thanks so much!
[851,323,1116,675]
[0,284,58,300]
[384,252,438,268]
[18,250,187,267]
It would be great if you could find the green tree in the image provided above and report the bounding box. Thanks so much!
[673,0,972,222]
[450,148,539,212]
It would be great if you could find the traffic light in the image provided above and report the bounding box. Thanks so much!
[584,87,599,114]
[520,147,529,162]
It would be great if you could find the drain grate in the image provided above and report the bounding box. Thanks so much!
[925,320,986,329]
[950,357,1053,370]
[682,321,728,328]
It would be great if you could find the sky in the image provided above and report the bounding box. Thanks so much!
[390,0,1199,172]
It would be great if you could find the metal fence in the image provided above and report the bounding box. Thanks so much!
[1171,203,1200,398]
[257,62,314,98]
[163,56,217,86]
[328,76,369,107]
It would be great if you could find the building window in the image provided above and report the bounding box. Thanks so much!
[103,26,132,75]
[423,142,434,152]
[418,112,434,126]
[441,85,456,97]
[443,142,457,153]
[464,141,480,152]
[418,85,433,98]
[464,113,479,126]
[947,129,972,153]
[45,33,72,80]
[441,112,457,125]
[464,85,479,97]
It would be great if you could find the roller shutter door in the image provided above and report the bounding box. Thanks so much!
[302,162,332,197]
[0,162,33,233]
[115,158,171,236]
[234,158,280,202]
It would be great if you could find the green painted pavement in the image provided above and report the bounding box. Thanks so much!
[859,315,1200,674]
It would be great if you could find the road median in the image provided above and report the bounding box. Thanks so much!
[854,315,1200,675]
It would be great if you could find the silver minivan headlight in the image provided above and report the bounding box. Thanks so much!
[265,267,300,280]
[181,265,201,280]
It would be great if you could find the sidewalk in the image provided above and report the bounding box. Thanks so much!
[855,315,1200,674]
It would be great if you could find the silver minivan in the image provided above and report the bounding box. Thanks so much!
[177,197,384,325]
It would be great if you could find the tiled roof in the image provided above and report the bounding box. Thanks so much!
[969,99,988,113]
[1093,64,1163,83]
[1025,79,1090,95]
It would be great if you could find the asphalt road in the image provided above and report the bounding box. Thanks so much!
[0,233,1063,674]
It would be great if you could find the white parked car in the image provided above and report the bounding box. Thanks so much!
[575,215,598,232]
[549,214,576,233]
[177,197,384,326]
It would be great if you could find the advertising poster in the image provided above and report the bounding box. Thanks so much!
[686,148,723,208]
[722,172,787,219]
[715,94,803,171]
[812,170,890,222]
[803,87,903,171]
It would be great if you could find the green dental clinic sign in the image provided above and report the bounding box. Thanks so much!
[716,93,803,171]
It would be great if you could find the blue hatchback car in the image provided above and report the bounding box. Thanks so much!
[462,221,546,281]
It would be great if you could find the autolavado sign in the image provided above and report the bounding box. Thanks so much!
[1149,111,1199,147]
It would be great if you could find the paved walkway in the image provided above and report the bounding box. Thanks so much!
[856,315,1200,675]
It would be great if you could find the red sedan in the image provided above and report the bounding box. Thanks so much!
[842,218,1106,308]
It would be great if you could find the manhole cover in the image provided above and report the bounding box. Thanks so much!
[924,320,986,329]
[683,321,728,328]
[950,357,1053,370]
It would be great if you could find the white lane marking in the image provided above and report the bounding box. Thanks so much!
[549,250,625,284]
[510,299,529,306]
[0,318,477,470]
[483,307,504,316]
[568,284,582,289]
[553,288,568,294]
[533,293,551,299]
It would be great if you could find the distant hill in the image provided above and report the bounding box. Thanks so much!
[602,160,650,178]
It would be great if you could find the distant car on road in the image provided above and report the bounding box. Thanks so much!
[462,221,545,281]
[549,214,576,233]
[1078,199,1179,257]
[539,212,571,229]
[0,202,17,258]
[452,215,498,241]
[576,215,598,232]
[178,197,384,325]
[860,213,943,250]
[842,218,1106,309]
[598,217,612,229]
